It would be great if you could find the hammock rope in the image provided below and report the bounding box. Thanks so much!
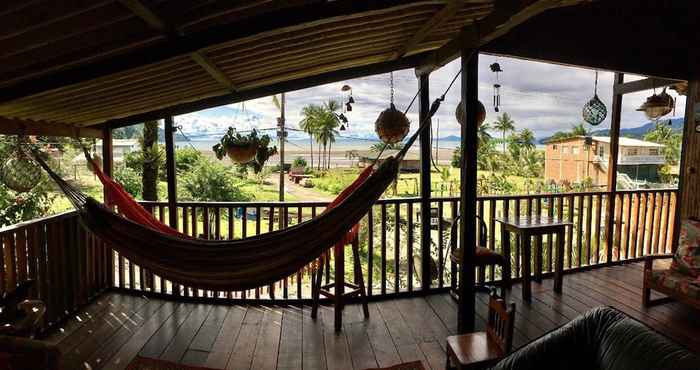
[29,67,463,291]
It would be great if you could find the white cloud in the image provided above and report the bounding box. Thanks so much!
[175,54,686,142]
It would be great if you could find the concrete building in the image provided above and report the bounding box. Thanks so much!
[544,136,665,188]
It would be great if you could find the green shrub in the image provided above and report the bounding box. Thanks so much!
[292,157,307,167]
[175,147,203,173]
[180,158,251,202]
[113,165,142,198]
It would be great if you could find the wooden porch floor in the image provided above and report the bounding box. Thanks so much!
[43,262,700,370]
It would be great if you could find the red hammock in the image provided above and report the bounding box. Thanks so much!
[88,155,373,246]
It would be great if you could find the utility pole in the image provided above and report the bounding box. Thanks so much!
[278,93,286,201]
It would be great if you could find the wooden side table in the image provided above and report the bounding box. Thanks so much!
[494,216,572,301]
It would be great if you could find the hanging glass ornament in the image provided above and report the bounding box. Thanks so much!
[582,71,607,126]
[455,100,486,126]
[375,72,410,144]
[0,139,42,193]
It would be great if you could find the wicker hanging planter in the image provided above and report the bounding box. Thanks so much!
[226,143,258,164]
[455,100,486,126]
[375,103,410,144]
[637,88,674,120]
[0,149,42,192]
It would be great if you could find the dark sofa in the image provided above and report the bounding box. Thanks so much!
[489,307,698,370]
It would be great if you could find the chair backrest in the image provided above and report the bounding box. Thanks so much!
[486,294,516,354]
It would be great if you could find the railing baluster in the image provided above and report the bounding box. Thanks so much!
[394,203,400,293]
[514,199,521,278]
[381,203,387,295]
[575,194,583,267]
[407,202,413,292]
[450,200,458,289]
[477,199,485,285]
[367,207,374,296]
[437,201,444,288]
[488,199,496,281]
[547,195,554,271]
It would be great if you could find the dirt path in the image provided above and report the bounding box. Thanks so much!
[266,174,334,201]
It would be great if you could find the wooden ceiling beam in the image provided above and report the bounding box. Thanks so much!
[389,0,461,61]
[0,116,102,138]
[119,0,237,92]
[416,0,568,75]
[103,50,429,129]
[613,77,683,95]
[0,0,425,104]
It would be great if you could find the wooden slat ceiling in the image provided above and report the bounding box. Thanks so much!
[0,0,497,129]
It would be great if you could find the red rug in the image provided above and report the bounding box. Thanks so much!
[364,361,426,370]
[126,356,222,370]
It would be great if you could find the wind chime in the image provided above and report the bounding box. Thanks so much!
[340,84,353,131]
[582,71,607,126]
[0,136,42,193]
[490,62,503,112]
[375,72,410,144]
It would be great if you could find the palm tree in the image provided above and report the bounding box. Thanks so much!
[313,99,342,170]
[299,104,321,170]
[492,113,515,153]
[519,128,536,152]
[478,122,493,148]
[571,123,589,136]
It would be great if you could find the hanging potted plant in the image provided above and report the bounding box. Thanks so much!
[213,128,260,164]
[213,128,277,173]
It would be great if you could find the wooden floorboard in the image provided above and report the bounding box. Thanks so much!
[42,262,700,369]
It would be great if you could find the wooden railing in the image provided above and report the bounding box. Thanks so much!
[0,189,678,318]
[0,212,112,334]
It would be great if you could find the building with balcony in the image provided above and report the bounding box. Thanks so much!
[544,136,665,188]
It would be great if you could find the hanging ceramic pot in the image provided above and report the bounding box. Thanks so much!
[0,150,42,192]
[455,100,486,126]
[582,71,607,126]
[226,143,258,164]
[375,103,410,144]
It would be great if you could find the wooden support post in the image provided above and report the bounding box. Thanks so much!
[676,81,700,246]
[418,73,432,290]
[101,126,114,287]
[278,93,286,202]
[164,115,178,229]
[458,49,478,334]
[605,73,624,264]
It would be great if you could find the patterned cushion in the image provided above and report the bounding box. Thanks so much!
[651,270,700,299]
[671,219,700,277]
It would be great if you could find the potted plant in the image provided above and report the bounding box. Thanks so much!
[213,128,260,163]
[213,128,277,173]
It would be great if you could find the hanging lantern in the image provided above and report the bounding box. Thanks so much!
[375,103,410,144]
[0,147,41,193]
[582,71,607,126]
[670,82,688,96]
[637,88,674,120]
[455,100,486,126]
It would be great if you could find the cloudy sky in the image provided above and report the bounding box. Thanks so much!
[175,53,686,142]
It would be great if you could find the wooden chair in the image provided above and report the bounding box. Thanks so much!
[446,294,515,370]
[310,235,369,331]
[449,215,511,300]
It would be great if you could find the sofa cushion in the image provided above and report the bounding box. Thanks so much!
[671,219,700,277]
[651,269,700,299]
[488,306,699,370]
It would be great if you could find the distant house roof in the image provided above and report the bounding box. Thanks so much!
[546,135,663,148]
[96,139,139,148]
[591,136,664,148]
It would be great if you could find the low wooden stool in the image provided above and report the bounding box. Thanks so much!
[310,236,369,331]
[446,294,515,370]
